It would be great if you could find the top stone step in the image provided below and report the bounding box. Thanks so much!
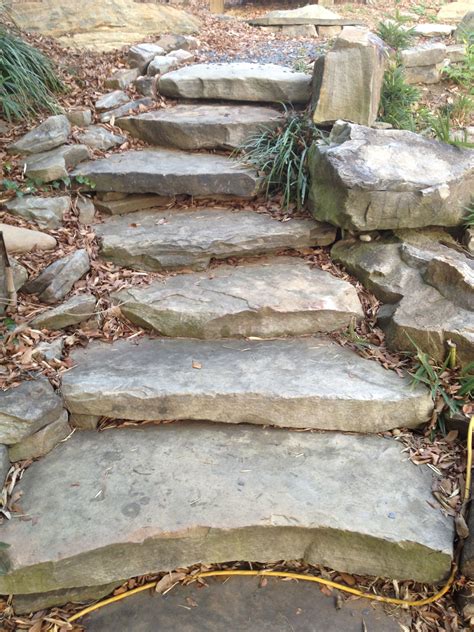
[158,63,312,104]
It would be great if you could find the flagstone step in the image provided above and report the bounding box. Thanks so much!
[61,337,432,432]
[95,208,336,272]
[116,104,285,150]
[73,148,260,198]
[158,63,312,104]
[113,257,364,338]
[0,424,452,598]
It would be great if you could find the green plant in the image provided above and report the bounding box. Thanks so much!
[442,42,474,93]
[0,21,65,121]
[237,109,327,210]
[428,108,474,148]
[378,63,420,130]
[376,14,415,50]
[464,202,474,227]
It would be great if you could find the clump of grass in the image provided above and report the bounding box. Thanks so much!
[0,16,65,121]
[442,42,474,93]
[378,63,420,130]
[376,12,415,50]
[464,202,474,227]
[237,110,327,210]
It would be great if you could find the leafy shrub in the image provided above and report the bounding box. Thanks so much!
[442,42,474,93]
[376,13,415,50]
[378,63,420,130]
[237,110,327,210]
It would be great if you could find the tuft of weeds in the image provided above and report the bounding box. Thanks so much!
[236,109,328,210]
[442,41,474,93]
[376,12,416,51]
[378,63,420,130]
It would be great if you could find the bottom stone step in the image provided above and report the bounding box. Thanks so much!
[0,424,453,598]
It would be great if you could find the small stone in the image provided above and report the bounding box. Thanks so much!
[165,48,194,62]
[0,223,57,254]
[95,91,129,112]
[156,34,199,53]
[69,413,100,430]
[134,75,157,98]
[99,98,154,124]
[5,195,71,229]
[31,294,96,330]
[67,109,93,127]
[32,338,65,362]
[11,259,28,290]
[147,55,179,77]
[8,411,70,462]
[0,377,64,445]
[279,24,317,37]
[404,64,442,85]
[7,115,71,156]
[94,194,172,215]
[400,43,446,67]
[0,446,9,489]
[414,23,455,37]
[24,145,91,182]
[105,68,140,90]
[76,197,95,224]
[24,249,91,304]
[317,25,342,38]
[76,126,125,150]
[446,44,466,63]
[128,43,166,73]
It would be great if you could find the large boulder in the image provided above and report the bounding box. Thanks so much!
[10,0,200,52]
[312,27,387,127]
[309,122,474,231]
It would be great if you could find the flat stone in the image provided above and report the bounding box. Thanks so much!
[94,194,172,215]
[438,1,474,20]
[66,109,93,127]
[414,23,456,36]
[251,4,341,24]
[317,24,342,37]
[8,411,70,462]
[96,208,335,272]
[128,43,166,73]
[134,75,157,98]
[77,197,96,224]
[404,64,442,85]
[99,98,154,124]
[147,55,179,77]
[24,249,91,304]
[73,149,260,198]
[13,581,122,615]
[105,68,140,90]
[62,336,432,432]
[423,254,474,311]
[158,63,312,104]
[308,121,474,231]
[279,24,318,37]
[5,195,70,229]
[0,378,64,445]
[446,44,466,63]
[114,257,363,338]
[76,126,126,150]
[95,90,130,112]
[7,115,71,156]
[166,48,194,62]
[312,28,387,127]
[156,33,199,53]
[24,144,91,183]
[400,43,446,67]
[116,105,285,150]
[30,294,96,329]
[0,445,9,489]
[0,424,452,597]
[84,576,407,632]
[0,223,57,254]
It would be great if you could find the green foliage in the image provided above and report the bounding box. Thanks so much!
[237,110,327,210]
[464,202,474,227]
[0,25,65,121]
[376,13,415,50]
[1,174,96,198]
[442,42,474,93]
[378,63,420,130]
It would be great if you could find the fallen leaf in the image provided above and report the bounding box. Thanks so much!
[155,572,186,594]
[192,360,202,369]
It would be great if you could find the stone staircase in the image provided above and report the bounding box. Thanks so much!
[1,63,455,609]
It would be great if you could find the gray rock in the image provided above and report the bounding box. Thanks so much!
[128,43,166,73]
[134,75,157,98]
[317,24,343,38]
[147,55,179,77]
[73,148,260,198]
[7,115,71,156]
[24,144,91,182]
[0,223,57,254]
[105,68,140,90]
[24,249,90,304]
[156,33,199,53]
[414,23,455,37]
[8,411,70,462]
[271,24,318,37]
[0,424,452,597]
[308,121,474,231]
[69,413,100,430]
[62,336,432,432]
[99,98,154,124]
[96,208,335,272]
[446,44,466,64]
[114,257,363,338]
[400,43,446,67]
[312,27,387,127]
[464,227,474,253]
[11,259,28,291]
[166,48,194,62]
[95,90,129,112]
[0,378,64,445]
[423,254,474,311]
[456,11,474,42]
[158,63,312,104]
[76,125,126,150]
[31,294,96,329]
[94,194,171,215]
[76,196,95,224]
[66,109,93,127]
[32,338,64,362]
[117,104,284,151]
[13,581,122,615]
[0,445,9,489]
[5,195,71,229]
[404,64,442,85]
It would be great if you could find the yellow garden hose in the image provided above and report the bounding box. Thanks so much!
[67,416,474,625]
